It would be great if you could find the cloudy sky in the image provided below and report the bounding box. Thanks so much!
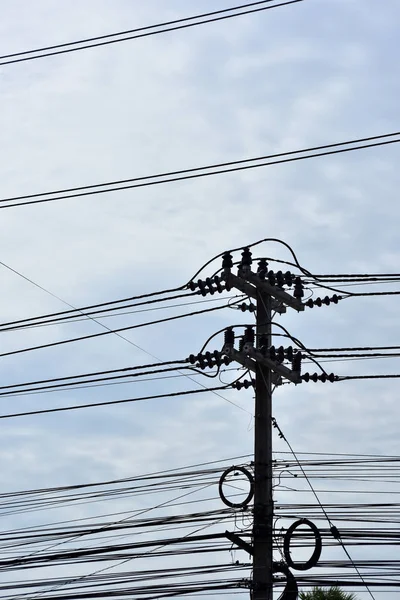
[0,0,399,598]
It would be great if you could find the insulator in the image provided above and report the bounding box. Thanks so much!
[197,355,206,369]
[239,302,255,313]
[293,277,304,299]
[276,270,285,288]
[204,351,214,368]
[188,281,197,291]
[276,346,285,363]
[244,327,255,346]
[257,258,268,280]
[224,328,235,346]
[238,337,245,352]
[303,371,335,383]
[213,351,231,367]
[267,270,276,286]
[188,354,197,364]
[233,379,254,390]
[197,279,207,297]
[269,346,277,361]
[286,346,294,362]
[284,271,294,287]
[240,247,252,268]
[213,275,224,293]
[222,252,233,271]
[306,294,340,308]
[205,277,215,295]
[292,351,302,372]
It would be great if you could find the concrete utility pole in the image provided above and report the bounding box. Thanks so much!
[252,290,273,600]
[192,246,337,596]
[219,248,304,599]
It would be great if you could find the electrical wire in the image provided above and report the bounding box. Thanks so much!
[271,417,377,600]
[0,384,231,420]
[0,0,305,66]
[0,133,398,209]
[0,303,230,359]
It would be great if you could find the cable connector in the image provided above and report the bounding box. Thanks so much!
[305,294,340,308]
[330,525,341,540]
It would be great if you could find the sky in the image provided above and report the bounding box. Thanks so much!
[0,1,399,598]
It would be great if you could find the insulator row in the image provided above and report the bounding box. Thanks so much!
[188,275,225,296]
[258,269,297,289]
[258,344,302,369]
[238,302,256,313]
[302,372,336,383]
[304,294,340,308]
[232,379,255,390]
[188,350,231,369]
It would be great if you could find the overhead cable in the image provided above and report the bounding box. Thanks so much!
[0,1,305,66]
[1,133,399,209]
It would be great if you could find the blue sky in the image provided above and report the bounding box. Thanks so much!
[0,1,399,598]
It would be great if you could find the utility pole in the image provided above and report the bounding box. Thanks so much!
[220,248,304,599]
[190,245,336,597]
[253,289,273,600]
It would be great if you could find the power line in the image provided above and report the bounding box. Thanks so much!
[0,292,213,332]
[0,0,304,67]
[0,261,249,415]
[0,303,230,359]
[1,132,399,209]
[0,385,231,420]
[271,417,377,600]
